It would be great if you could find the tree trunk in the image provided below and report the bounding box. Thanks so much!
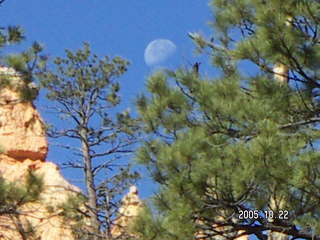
[105,191,112,239]
[82,129,100,239]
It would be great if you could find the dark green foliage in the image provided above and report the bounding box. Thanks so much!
[0,25,24,48]
[0,23,45,103]
[0,170,43,238]
[56,193,90,239]
[0,24,32,101]
[0,74,10,90]
[40,42,128,106]
[0,41,46,103]
[0,170,43,209]
[6,41,47,102]
[133,206,164,240]
[135,1,320,240]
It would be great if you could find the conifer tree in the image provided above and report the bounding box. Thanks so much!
[0,18,46,102]
[39,43,139,239]
[134,1,320,239]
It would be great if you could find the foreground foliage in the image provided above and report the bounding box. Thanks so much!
[0,170,43,240]
[134,0,320,239]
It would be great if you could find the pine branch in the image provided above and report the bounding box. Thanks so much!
[280,117,320,129]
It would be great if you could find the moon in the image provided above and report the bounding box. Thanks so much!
[144,39,177,67]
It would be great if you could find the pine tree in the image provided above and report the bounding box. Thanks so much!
[0,22,25,90]
[39,43,140,239]
[0,21,46,103]
[134,1,320,239]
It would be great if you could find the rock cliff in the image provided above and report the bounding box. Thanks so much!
[0,67,80,239]
[0,87,47,161]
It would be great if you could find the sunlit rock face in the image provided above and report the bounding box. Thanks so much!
[0,69,48,161]
[111,186,143,238]
[0,67,78,239]
[0,157,81,240]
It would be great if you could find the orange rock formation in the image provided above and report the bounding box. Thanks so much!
[0,87,48,161]
[111,186,143,238]
[0,67,79,239]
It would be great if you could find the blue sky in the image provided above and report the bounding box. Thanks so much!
[1,0,213,198]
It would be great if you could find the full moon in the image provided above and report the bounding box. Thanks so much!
[144,39,177,67]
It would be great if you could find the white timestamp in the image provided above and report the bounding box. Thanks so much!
[238,210,289,220]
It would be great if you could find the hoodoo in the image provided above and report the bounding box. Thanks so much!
[0,66,79,240]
